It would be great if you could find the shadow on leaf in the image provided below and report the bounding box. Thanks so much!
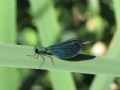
[65,53,96,61]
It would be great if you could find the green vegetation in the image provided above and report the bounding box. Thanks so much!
[0,0,120,90]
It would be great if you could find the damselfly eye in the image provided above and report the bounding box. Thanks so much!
[35,48,39,53]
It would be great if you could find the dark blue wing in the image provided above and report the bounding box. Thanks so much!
[50,39,84,48]
[48,39,83,59]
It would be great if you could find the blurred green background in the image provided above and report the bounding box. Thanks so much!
[0,0,120,90]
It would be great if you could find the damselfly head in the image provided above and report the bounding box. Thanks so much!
[34,46,39,54]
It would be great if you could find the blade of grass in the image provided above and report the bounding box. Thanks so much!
[0,0,19,90]
[30,0,60,45]
[29,0,76,90]
[50,71,76,90]
[88,0,100,15]
[89,0,120,90]
[1,43,120,76]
